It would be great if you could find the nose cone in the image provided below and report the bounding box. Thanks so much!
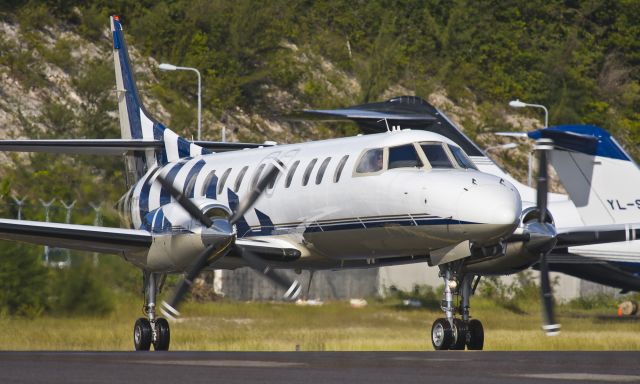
[457,180,521,242]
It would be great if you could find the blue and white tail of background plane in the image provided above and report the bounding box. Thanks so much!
[527,125,640,227]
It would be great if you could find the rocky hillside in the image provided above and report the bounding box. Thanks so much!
[2,1,639,208]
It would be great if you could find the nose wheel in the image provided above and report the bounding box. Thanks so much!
[431,267,484,350]
[134,272,171,351]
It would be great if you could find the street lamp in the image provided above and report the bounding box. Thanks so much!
[509,99,549,128]
[159,63,202,141]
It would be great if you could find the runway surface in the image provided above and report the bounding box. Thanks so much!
[1,351,639,383]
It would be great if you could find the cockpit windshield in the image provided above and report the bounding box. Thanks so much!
[420,143,453,168]
[448,144,478,170]
[388,144,423,169]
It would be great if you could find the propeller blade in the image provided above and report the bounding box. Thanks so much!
[153,173,213,228]
[539,253,560,336]
[160,243,228,320]
[236,244,301,300]
[535,138,553,223]
[229,162,281,225]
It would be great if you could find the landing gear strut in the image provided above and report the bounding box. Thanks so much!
[134,272,171,351]
[431,265,483,350]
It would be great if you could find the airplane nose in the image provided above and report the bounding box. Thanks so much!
[457,182,521,241]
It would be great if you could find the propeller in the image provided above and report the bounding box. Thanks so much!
[152,162,301,320]
[524,138,560,335]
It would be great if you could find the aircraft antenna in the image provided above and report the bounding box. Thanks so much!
[377,118,391,132]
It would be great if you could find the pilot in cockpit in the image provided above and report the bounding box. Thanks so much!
[357,148,384,173]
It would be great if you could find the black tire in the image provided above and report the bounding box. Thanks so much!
[466,319,484,350]
[431,318,454,350]
[134,318,152,351]
[153,318,171,351]
[450,318,467,350]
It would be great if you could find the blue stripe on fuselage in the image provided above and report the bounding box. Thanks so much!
[159,162,188,205]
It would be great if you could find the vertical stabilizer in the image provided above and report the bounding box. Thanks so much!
[110,16,207,186]
[529,125,640,225]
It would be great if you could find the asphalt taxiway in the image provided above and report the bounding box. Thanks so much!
[1,351,639,383]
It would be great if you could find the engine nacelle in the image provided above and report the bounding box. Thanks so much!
[462,205,554,275]
[126,199,233,272]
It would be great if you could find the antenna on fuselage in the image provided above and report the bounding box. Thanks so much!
[377,118,391,132]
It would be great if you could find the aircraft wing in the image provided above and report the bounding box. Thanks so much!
[0,139,272,155]
[0,219,151,254]
[556,223,640,248]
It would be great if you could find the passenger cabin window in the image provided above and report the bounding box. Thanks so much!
[302,158,318,186]
[252,164,266,189]
[234,166,248,192]
[285,160,300,188]
[217,168,232,195]
[202,170,217,198]
[184,172,198,197]
[316,157,332,184]
[388,144,423,169]
[355,148,384,173]
[421,143,453,168]
[333,155,349,182]
[267,161,284,190]
[448,145,478,170]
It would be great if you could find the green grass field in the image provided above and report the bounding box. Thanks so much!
[1,295,638,351]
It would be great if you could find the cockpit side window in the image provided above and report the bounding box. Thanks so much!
[388,144,423,169]
[448,144,478,170]
[355,148,384,174]
[420,143,453,168]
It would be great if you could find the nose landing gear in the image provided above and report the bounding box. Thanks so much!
[431,267,484,350]
[134,272,171,351]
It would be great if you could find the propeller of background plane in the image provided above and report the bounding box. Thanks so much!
[531,138,560,335]
[152,163,301,320]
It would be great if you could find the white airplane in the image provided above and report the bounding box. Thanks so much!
[0,16,635,352]
[301,97,640,292]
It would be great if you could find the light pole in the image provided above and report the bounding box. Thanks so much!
[159,63,202,141]
[509,99,549,128]
[509,99,549,185]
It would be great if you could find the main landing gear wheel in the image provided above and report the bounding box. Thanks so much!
[450,318,467,350]
[466,319,484,350]
[134,318,152,351]
[431,318,454,350]
[153,318,171,351]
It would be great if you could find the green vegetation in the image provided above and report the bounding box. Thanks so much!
[0,291,638,351]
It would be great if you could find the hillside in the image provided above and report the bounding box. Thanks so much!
[0,1,639,214]
[0,1,639,317]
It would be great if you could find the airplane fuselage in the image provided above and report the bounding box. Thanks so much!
[121,130,521,272]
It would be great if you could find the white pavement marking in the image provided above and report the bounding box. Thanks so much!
[135,360,306,368]
[513,373,640,382]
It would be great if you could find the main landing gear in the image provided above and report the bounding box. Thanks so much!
[431,266,484,350]
[134,272,171,351]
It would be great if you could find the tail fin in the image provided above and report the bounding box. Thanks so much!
[529,125,640,225]
[110,16,207,186]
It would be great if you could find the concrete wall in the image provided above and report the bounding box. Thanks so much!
[218,264,614,302]
[220,268,379,301]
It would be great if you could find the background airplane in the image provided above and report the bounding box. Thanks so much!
[0,17,636,353]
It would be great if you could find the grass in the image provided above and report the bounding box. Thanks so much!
[0,295,639,351]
